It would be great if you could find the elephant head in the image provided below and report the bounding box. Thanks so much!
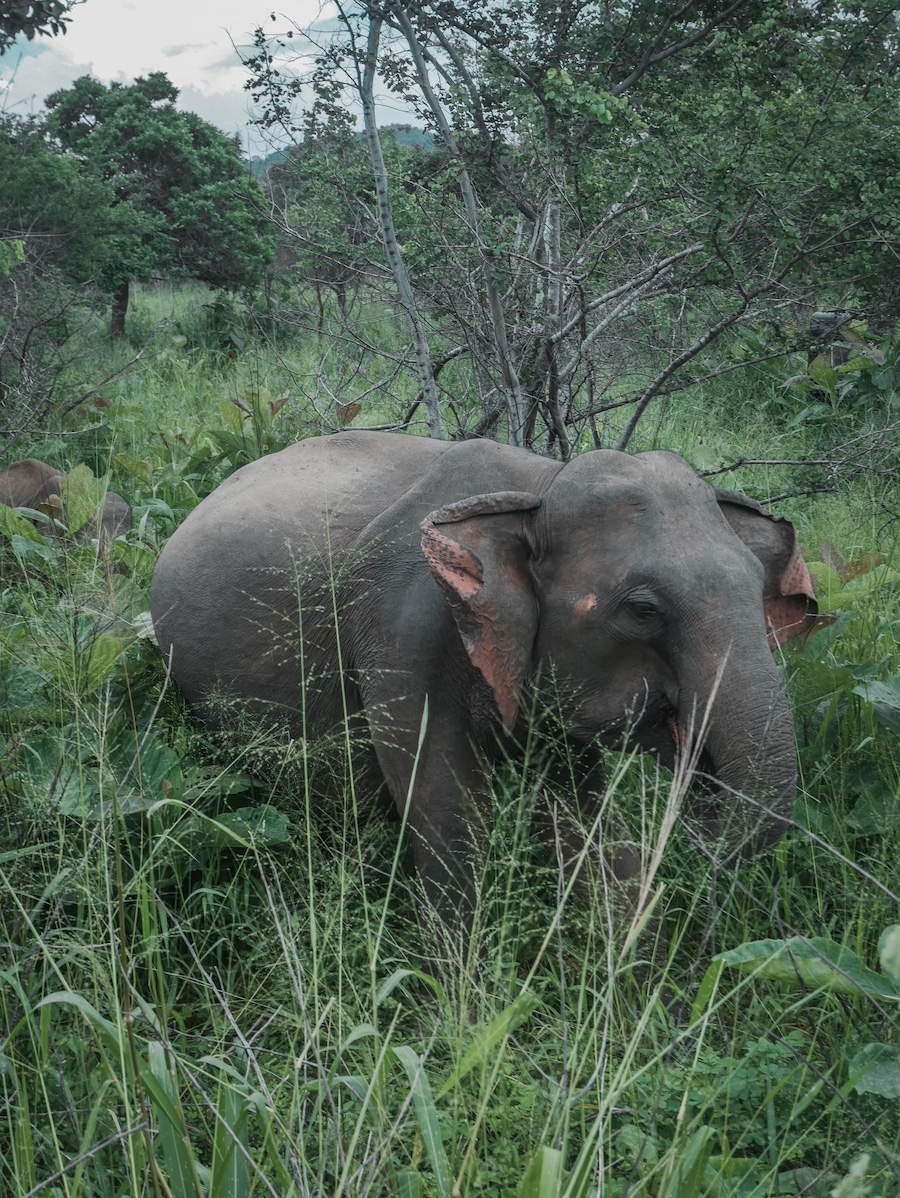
[422,449,816,857]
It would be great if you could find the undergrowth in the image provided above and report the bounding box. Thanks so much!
[0,285,898,1197]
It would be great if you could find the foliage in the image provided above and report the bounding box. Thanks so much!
[265,127,388,321]
[0,0,74,53]
[0,282,898,1194]
[245,0,900,451]
[0,113,124,284]
[0,114,121,440]
[785,324,900,415]
[42,73,274,336]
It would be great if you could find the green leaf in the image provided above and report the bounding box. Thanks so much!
[63,463,107,536]
[396,1171,423,1198]
[14,733,99,816]
[518,1145,565,1197]
[438,991,538,1096]
[879,926,900,980]
[807,354,839,390]
[336,1074,371,1104]
[848,1043,900,1099]
[845,789,900,835]
[393,1046,452,1198]
[852,678,900,736]
[182,765,252,801]
[115,453,155,486]
[112,539,157,582]
[657,1126,716,1198]
[690,959,725,1024]
[615,1123,658,1172]
[0,662,52,711]
[213,805,290,845]
[148,1041,204,1198]
[805,562,854,610]
[375,968,447,1009]
[12,534,58,564]
[210,1073,251,1198]
[172,805,289,858]
[113,729,183,807]
[81,630,126,692]
[35,991,122,1053]
[0,504,45,543]
[343,1022,378,1049]
[715,937,900,1001]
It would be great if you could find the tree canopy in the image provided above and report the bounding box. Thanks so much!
[44,72,274,335]
[0,0,75,54]
[247,0,900,449]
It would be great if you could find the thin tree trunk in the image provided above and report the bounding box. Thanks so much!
[392,6,526,446]
[541,194,570,458]
[110,281,129,339]
[360,16,444,440]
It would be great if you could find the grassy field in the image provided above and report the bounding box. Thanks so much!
[1,284,898,1197]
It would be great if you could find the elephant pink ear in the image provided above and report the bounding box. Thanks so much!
[716,489,819,647]
[421,492,541,732]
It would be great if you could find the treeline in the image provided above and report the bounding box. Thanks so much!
[0,72,273,442]
[2,0,899,455]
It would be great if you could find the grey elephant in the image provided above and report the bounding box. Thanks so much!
[0,458,132,551]
[151,432,816,922]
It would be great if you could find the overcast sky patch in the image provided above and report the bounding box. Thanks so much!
[0,0,331,152]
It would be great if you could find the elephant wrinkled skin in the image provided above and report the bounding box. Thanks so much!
[0,458,131,550]
[151,432,817,923]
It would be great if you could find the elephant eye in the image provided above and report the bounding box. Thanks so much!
[624,593,663,623]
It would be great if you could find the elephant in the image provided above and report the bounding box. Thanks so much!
[150,431,817,927]
[0,458,132,551]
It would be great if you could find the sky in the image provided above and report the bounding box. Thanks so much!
[0,0,336,157]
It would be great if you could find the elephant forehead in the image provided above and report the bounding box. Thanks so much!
[550,450,717,516]
[540,512,763,599]
[557,446,710,487]
[543,478,729,551]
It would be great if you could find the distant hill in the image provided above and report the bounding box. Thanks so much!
[248,125,433,177]
[248,148,289,178]
[376,124,434,149]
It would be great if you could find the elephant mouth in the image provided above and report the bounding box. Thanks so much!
[596,693,677,758]
[597,697,717,779]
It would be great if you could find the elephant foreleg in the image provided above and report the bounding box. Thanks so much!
[362,687,493,948]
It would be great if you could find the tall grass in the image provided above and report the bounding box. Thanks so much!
[1,286,898,1196]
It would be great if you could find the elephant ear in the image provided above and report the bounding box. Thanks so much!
[716,489,819,647]
[421,492,541,732]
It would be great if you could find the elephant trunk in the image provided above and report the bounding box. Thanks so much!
[679,637,797,857]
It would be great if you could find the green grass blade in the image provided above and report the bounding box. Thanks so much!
[393,1045,452,1198]
[395,1170,423,1198]
[438,991,538,1097]
[657,1126,716,1198]
[210,1074,251,1198]
[148,1041,205,1198]
[518,1145,564,1197]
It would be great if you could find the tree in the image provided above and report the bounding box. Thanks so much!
[44,73,274,337]
[0,0,75,54]
[266,126,378,325]
[0,113,123,443]
[247,1,900,450]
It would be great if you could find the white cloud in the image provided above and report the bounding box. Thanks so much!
[0,0,333,150]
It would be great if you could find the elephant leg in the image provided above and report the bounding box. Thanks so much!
[406,775,491,947]
[360,682,493,947]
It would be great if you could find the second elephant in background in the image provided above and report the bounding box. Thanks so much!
[0,458,132,551]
